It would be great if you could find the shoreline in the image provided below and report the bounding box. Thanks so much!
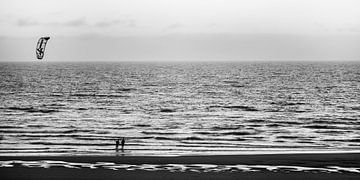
[1,153,359,180]
[2,149,360,157]
[1,152,360,166]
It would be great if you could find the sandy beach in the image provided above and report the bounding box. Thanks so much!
[1,153,359,180]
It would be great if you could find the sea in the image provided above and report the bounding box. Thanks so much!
[0,61,359,156]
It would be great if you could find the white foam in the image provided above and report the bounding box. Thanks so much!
[0,160,359,174]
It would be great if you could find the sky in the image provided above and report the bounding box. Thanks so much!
[0,0,359,62]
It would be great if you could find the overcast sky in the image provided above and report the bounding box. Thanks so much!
[0,0,359,61]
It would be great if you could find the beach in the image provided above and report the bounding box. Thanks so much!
[1,153,359,179]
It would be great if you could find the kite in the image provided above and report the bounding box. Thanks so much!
[36,36,50,59]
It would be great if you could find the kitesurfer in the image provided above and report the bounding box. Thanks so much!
[115,139,120,151]
[121,137,125,151]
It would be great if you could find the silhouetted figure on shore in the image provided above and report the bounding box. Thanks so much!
[115,139,120,152]
[121,137,125,151]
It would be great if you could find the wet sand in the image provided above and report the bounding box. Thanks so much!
[1,153,359,180]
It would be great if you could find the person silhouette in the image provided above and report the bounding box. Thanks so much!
[121,137,125,151]
[115,139,120,152]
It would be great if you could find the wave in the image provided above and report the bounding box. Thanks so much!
[42,103,66,107]
[96,94,129,98]
[269,121,303,125]
[231,84,246,88]
[154,136,173,140]
[296,140,315,144]
[141,83,158,87]
[222,80,239,84]
[323,138,360,143]
[184,136,203,140]
[265,108,310,113]
[77,107,88,110]
[7,107,59,113]
[29,141,113,146]
[0,129,93,134]
[246,119,266,123]
[0,149,77,154]
[207,105,259,111]
[142,131,178,135]
[2,160,359,173]
[134,124,151,127]
[70,93,128,98]
[212,125,243,131]
[270,101,307,106]
[266,124,283,127]
[0,125,19,129]
[70,93,96,97]
[10,134,81,138]
[221,131,256,136]
[149,136,252,142]
[50,93,63,97]
[350,106,360,111]
[160,108,176,113]
[315,130,350,134]
[276,136,299,139]
[304,125,341,129]
[312,120,342,124]
[26,124,49,128]
[264,109,282,112]
[0,147,50,150]
[288,109,308,113]
[117,88,136,92]
[311,119,359,126]
[13,135,146,141]
[64,129,94,133]
[74,137,121,141]
[93,130,111,134]
[223,105,259,111]
[194,131,217,135]
[338,117,360,125]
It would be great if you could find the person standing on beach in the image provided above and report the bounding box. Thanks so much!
[121,137,125,151]
[115,139,120,151]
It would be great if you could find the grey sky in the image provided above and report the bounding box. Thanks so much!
[0,0,359,61]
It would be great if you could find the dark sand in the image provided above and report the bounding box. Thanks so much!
[1,153,359,180]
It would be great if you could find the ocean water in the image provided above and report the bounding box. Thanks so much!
[0,61,359,156]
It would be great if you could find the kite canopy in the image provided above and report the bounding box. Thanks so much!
[36,36,50,59]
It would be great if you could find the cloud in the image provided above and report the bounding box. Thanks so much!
[14,17,136,29]
[94,19,122,27]
[166,23,183,29]
[162,23,184,33]
[16,18,39,26]
[166,23,185,29]
[127,19,137,28]
[15,18,87,27]
[94,19,136,28]
[64,18,87,27]
[349,25,360,32]
[74,32,115,39]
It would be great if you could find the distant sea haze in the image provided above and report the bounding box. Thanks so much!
[0,61,359,156]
